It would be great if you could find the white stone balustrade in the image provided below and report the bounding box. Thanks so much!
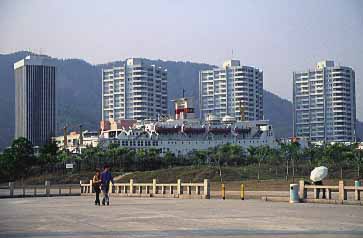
[299,180,363,202]
[80,179,210,199]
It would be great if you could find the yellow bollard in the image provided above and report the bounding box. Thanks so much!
[221,183,225,200]
[240,183,245,200]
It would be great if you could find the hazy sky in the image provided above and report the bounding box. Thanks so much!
[1,0,362,119]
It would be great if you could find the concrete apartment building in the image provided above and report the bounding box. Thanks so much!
[102,58,168,121]
[293,60,356,142]
[199,60,263,121]
[14,55,56,146]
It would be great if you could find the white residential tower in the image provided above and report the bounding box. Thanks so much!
[102,58,168,121]
[293,60,356,142]
[199,60,263,121]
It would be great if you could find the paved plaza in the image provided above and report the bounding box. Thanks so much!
[0,196,363,238]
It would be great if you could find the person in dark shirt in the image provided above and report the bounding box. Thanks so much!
[101,164,114,206]
[92,169,101,206]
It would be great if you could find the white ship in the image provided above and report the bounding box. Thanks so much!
[99,98,277,156]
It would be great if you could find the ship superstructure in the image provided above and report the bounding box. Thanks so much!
[100,98,277,155]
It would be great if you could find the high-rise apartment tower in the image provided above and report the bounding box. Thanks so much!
[199,60,263,121]
[102,58,168,121]
[293,60,356,142]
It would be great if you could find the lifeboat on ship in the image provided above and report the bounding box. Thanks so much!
[234,127,251,134]
[183,127,206,134]
[208,127,231,134]
[155,126,181,133]
[206,114,221,124]
[221,115,237,124]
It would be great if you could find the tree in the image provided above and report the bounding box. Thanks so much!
[247,146,258,165]
[106,145,120,169]
[302,144,318,167]
[146,148,162,170]
[164,151,176,168]
[218,144,231,165]
[225,144,244,166]
[126,149,136,171]
[80,146,101,169]
[189,150,207,167]
[1,138,36,180]
[135,149,147,171]
[116,147,131,172]
[0,148,15,180]
[279,143,290,181]
[352,145,363,179]
[288,141,301,183]
[38,141,59,165]
[279,141,300,182]
[57,151,72,162]
[267,148,281,177]
[255,145,270,182]
[321,143,351,179]
[208,147,224,183]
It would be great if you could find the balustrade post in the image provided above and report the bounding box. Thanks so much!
[177,179,182,195]
[339,180,347,201]
[130,179,134,194]
[327,188,332,199]
[9,182,14,197]
[89,180,93,194]
[299,180,306,199]
[355,189,361,201]
[313,188,319,199]
[322,188,326,199]
[152,179,157,194]
[203,179,210,199]
[45,181,51,196]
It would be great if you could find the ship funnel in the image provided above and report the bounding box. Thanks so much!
[172,97,195,120]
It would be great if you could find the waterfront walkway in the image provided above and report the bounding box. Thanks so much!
[0,197,362,238]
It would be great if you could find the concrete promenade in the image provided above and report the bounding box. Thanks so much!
[0,197,363,238]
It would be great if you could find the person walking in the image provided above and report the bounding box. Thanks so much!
[92,169,101,206]
[101,164,114,206]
